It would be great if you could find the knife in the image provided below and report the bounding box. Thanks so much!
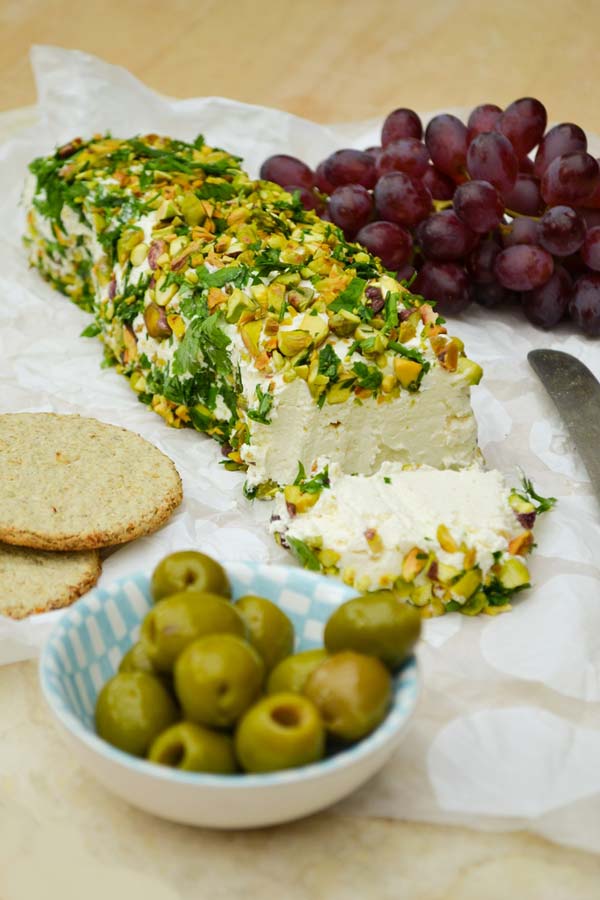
[528,349,600,502]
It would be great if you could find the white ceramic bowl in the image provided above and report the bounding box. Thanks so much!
[39,562,419,828]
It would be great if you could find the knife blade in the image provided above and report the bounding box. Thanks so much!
[528,349,600,502]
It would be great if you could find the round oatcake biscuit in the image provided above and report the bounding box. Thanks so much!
[0,543,101,619]
[0,413,183,551]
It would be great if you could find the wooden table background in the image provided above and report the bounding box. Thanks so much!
[2,1,600,897]
[1,0,599,134]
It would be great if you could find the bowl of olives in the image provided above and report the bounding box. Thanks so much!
[39,551,420,828]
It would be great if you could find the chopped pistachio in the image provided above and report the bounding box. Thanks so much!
[456,357,483,385]
[154,273,178,307]
[180,192,206,226]
[393,357,423,388]
[240,320,263,357]
[130,242,148,267]
[116,228,144,267]
[277,329,313,357]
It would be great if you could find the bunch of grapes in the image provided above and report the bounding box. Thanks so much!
[260,98,600,336]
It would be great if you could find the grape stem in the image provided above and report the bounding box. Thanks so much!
[505,208,541,222]
[433,200,453,212]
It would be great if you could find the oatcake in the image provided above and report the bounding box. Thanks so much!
[0,413,182,551]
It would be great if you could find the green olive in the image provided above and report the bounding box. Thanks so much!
[235,693,325,773]
[140,591,246,673]
[235,594,295,672]
[95,671,178,756]
[303,651,391,742]
[174,634,265,728]
[151,550,230,603]
[148,721,236,774]
[324,591,421,670]
[266,648,328,695]
[118,641,156,675]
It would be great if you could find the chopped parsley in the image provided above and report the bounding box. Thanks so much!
[196,265,247,288]
[287,537,321,571]
[172,312,231,376]
[388,341,429,367]
[352,361,383,391]
[383,291,400,330]
[195,181,238,201]
[247,385,274,425]
[80,322,102,338]
[329,277,366,313]
[513,475,557,515]
[293,462,330,494]
[317,344,340,381]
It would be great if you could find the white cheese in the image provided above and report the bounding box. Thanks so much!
[271,462,520,592]
[241,364,479,489]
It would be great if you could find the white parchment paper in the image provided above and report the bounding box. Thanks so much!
[1,46,599,852]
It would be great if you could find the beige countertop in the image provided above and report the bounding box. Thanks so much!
[1,0,599,133]
[1,3,599,895]
[2,660,600,900]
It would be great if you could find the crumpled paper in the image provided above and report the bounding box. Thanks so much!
[1,45,599,852]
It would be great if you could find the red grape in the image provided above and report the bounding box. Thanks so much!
[413,261,472,315]
[519,156,536,174]
[538,205,586,256]
[258,102,600,335]
[522,266,571,328]
[534,123,587,177]
[453,180,504,233]
[560,251,587,279]
[466,132,519,195]
[541,152,600,205]
[355,220,413,270]
[365,146,383,166]
[328,184,373,237]
[503,174,543,216]
[575,207,600,229]
[425,114,468,180]
[374,172,432,227]
[323,149,377,189]
[502,217,540,247]
[315,161,335,194]
[569,273,600,335]
[376,138,429,179]
[580,161,600,208]
[381,108,423,145]
[260,154,314,189]
[284,185,323,212]
[494,244,554,290]
[474,280,516,307]
[467,104,503,143]
[417,210,477,261]
[397,263,416,283]
[581,226,600,271]
[496,97,547,158]
[421,165,455,200]
[467,239,501,283]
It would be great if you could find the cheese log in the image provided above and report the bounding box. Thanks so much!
[25,135,481,495]
[271,462,537,617]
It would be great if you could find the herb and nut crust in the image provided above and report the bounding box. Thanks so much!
[0,413,182,551]
[24,134,476,490]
